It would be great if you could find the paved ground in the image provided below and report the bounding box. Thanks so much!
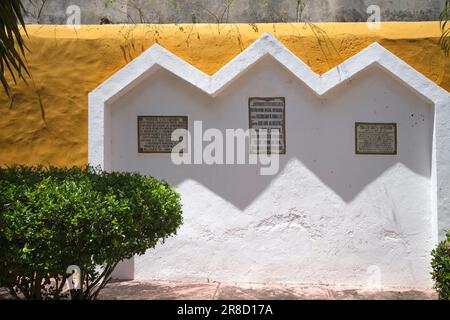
[99,280,437,300]
[0,281,437,300]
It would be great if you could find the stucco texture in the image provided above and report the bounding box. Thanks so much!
[0,22,449,167]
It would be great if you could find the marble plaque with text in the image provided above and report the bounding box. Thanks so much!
[249,97,286,154]
[355,122,397,155]
[138,116,188,153]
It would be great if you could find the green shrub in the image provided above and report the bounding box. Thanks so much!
[431,231,450,300]
[0,165,183,300]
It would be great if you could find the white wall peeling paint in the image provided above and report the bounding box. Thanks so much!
[89,33,450,288]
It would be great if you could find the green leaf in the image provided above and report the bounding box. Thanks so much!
[440,0,450,56]
[0,0,29,96]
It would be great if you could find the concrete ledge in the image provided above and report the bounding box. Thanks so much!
[0,280,437,300]
[99,280,437,300]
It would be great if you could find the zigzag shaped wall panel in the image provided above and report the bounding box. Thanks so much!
[89,33,450,287]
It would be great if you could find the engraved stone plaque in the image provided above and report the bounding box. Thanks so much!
[249,97,286,154]
[138,116,188,153]
[355,122,397,155]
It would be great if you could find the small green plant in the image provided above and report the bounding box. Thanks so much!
[0,165,183,300]
[431,231,450,300]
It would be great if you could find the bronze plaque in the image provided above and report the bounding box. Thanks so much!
[355,122,397,155]
[249,97,286,154]
[138,116,188,153]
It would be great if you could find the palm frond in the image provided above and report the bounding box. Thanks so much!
[440,0,450,56]
[0,0,29,96]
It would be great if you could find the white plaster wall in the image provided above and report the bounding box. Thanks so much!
[109,57,435,288]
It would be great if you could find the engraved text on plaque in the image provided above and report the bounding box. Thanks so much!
[138,116,188,153]
[355,122,397,155]
[249,97,286,154]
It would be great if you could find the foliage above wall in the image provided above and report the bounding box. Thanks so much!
[0,0,29,96]
[440,0,450,56]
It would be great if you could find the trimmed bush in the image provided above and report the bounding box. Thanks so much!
[0,166,183,300]
[431,231,450,300]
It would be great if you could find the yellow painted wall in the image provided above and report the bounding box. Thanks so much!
[0,22,448,167]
